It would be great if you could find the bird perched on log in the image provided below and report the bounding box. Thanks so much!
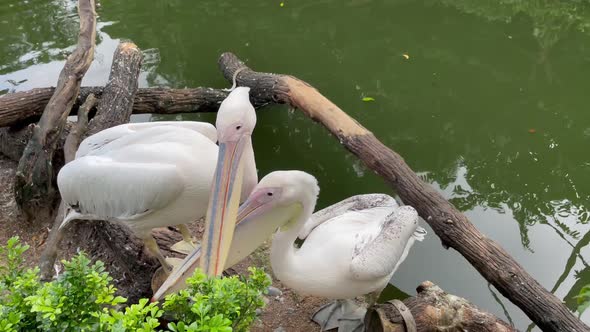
[57,87,258,274]
[154,170,425,332]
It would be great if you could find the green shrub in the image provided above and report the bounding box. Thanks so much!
[164,266,270,332]
[576,284,590,316]
[0,237,270,331]
[0,237,40,331]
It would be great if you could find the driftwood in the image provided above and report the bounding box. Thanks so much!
[14,0,97,220]
[216,53,588,332]
[85,42,142,135]
[364,281,515,332]
[63,95,95,162]
[39,94,97,280]
[0,85,281,128]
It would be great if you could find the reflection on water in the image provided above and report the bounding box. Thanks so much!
[436,0,590,50]
[2,0,590,329]
[0,0,77,76]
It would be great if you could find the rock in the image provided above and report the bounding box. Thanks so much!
[267,286,283,297]
[273,327,286,332]
[287,307,295,314]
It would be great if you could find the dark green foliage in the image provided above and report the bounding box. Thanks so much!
[0,237,40,331]
[164,267,270,332]
[575,284,590,316]
[0,237,270,331]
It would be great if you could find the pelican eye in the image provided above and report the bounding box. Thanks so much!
[267,192,273,196]
[236,125,242,130]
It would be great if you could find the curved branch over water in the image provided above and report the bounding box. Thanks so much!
[217,52,589,332]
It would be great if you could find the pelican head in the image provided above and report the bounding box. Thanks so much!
[215,87,256,144]
[237,171,319,229]
[200,86,257,276]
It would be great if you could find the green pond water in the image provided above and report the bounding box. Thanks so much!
[2,0,590,329]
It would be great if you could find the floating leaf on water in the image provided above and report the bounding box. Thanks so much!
[280,2,284,7]
[362,97,375,102]
[402,54,410,59]
[528,128,536,134]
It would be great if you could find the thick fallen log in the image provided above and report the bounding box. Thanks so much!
[217,53,588,332]
[0,85,280,128]
[14,0,96,220]
[365,281,515,332]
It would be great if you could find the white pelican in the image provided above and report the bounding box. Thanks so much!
[153,171,425,332]
[57,87,258,274]
[234,171,425,331]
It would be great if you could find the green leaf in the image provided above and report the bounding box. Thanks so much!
[0,237,267,331]
[361,97,375,102]
[575,284,590,315]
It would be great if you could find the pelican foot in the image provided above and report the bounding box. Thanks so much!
[170,240,198,255]
[151,257,185,294]
[312,299,366,331]
[165,257,185,271]
[151,266,168,295]
[336,317,364,332]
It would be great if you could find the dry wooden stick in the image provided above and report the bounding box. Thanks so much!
[64,94,95,163]
[14,0,97,219]
[39,94,97,280]
[217,52,588,332]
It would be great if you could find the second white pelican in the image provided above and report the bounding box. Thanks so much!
[234,171,426,331]
[154,171,425,332]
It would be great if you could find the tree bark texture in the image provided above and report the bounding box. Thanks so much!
[217,52,588,332]
[14,0,97,219]
[0,125,36,162]
[38,94,96,281]
[63,94,95,162]
[0,85,281,128]
[364,281,515,332]
[85,42,142,135]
